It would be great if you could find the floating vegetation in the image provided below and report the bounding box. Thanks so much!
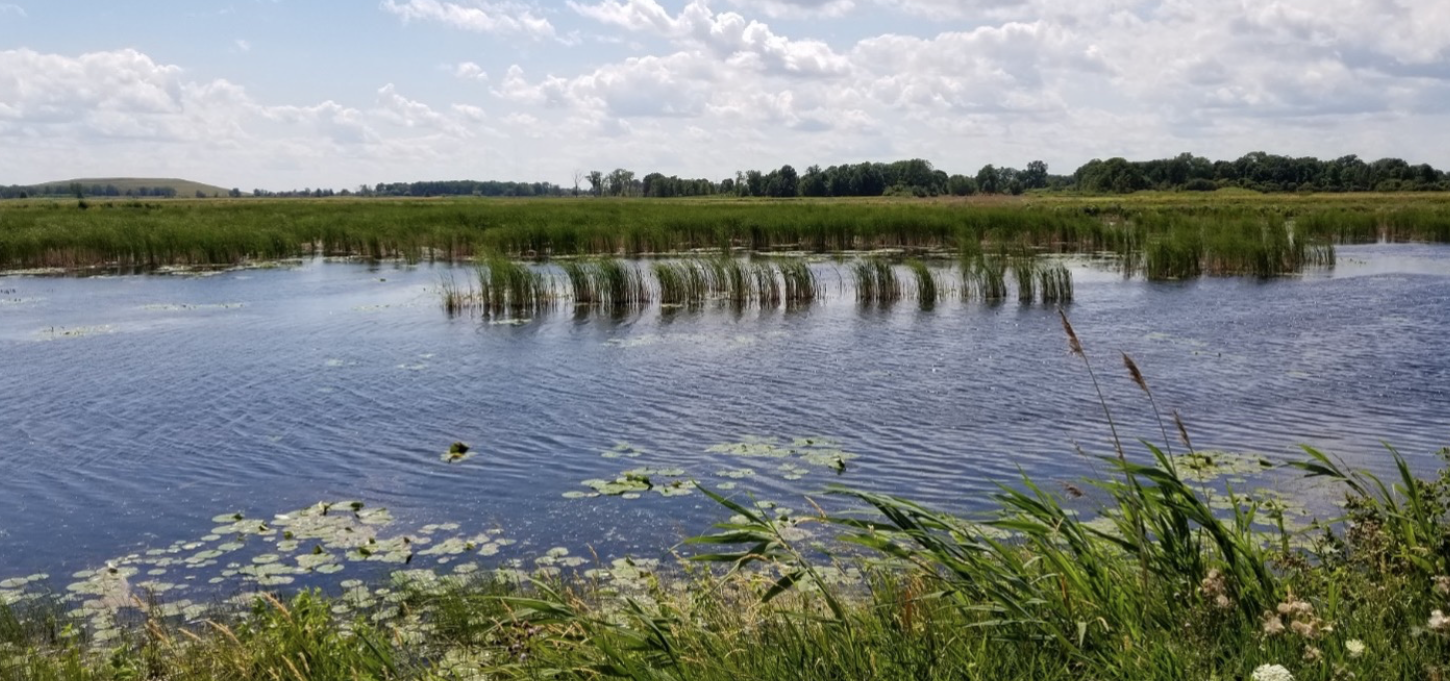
[706,436,858,475]
[601,442,648,459]
[443,441,474,464]
[0,500,521,645]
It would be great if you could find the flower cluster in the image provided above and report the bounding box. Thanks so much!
[1263,593,1329,639]
[1199,568,1234,610]
[1251,663,1295,681]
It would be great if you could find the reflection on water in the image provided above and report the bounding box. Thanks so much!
[0,244,1448,587]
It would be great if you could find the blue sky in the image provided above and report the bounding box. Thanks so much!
[1,0,1448,190]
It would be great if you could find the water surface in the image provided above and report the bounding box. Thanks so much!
[2,245,1448,587]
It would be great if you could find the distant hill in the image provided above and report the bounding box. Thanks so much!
[26,177,234,199]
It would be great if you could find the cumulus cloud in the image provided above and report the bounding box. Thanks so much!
[6,0,1450,188]
[381,0,561,41]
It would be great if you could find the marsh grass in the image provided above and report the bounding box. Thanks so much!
[1,195,1432,274]
[962,256,1008,302]
[1037,262,1074,303]
[477,257,554,315]
[905,259,940,307]
[851,258,901,304]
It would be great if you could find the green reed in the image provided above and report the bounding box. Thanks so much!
[905,260,940,307]
[477,257,554,315]
[1037,262,1074,304]
[852,258,901,304]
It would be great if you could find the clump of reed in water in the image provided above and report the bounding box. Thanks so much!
[562,258,651,308]
[477,257,554,315]
[776,258,818,305]
[905,260,940,308]
[852,258,901,304]
[1037,262,1074,304]
[961,256,1007,302]
[438,274,469,316]
[1012,258,1038,303]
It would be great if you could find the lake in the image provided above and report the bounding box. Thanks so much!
[2,245,1448,597]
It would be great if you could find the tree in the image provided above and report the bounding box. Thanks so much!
[800,165,828,197]
[769,165,799,197]
[975,165,1000,194]
[1021,160,1049,189]
[947,174,976,196]
[587,171,604,197]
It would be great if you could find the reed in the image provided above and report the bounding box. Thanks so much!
[1012,258,1037,303]
[1037,262,1074,304]
[4,196,1446,276]
[564,258,651,308]
[776,258,818,305]
[851,258,901,304]
[477,257,553,315]
[962,255,1008,302]
[905,259,939,307]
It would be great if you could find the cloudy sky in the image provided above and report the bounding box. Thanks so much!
[1,0,1447,190]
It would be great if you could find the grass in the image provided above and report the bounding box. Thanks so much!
[1,194,1443,276]
[4,318,1450,679]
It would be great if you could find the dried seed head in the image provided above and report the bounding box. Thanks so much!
[1059,309,1083,356]
[1173,410,1194,450]
[1122,352,1149,393]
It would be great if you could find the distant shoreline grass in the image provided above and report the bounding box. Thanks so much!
[1,194,1447,277]
[4,320,1450,680]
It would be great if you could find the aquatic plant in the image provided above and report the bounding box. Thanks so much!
[905,259,939,307]
[479,257,554,315]
[851,258,901,304]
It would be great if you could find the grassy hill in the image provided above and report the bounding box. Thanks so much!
[34,177,233,198]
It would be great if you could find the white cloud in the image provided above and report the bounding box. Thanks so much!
[6,0,1450,188]
[381,0,561,41]
[453,61,489,81]
[234,39,251,52]
[0,4,26,17]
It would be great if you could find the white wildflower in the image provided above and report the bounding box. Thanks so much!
[1434,575,1450,596]
[1345,639,1366,658]
[1430,610,1450,632]
[1251,663,1295,681]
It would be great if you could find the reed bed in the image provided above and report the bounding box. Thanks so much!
[0,195,1436,276]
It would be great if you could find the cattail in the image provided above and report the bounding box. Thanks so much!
[1058,309,1083,356]
[1122,352,1149,393]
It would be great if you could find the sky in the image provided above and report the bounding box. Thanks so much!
[1,0,1448,190]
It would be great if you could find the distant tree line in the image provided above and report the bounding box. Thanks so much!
[1074,152,1449,194]
[5,152,1447,200]
[0,182,183,199]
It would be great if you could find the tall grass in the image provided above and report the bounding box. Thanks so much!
[477,257,553,315]
[852,258,901,304]
[0,195,1431,273]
